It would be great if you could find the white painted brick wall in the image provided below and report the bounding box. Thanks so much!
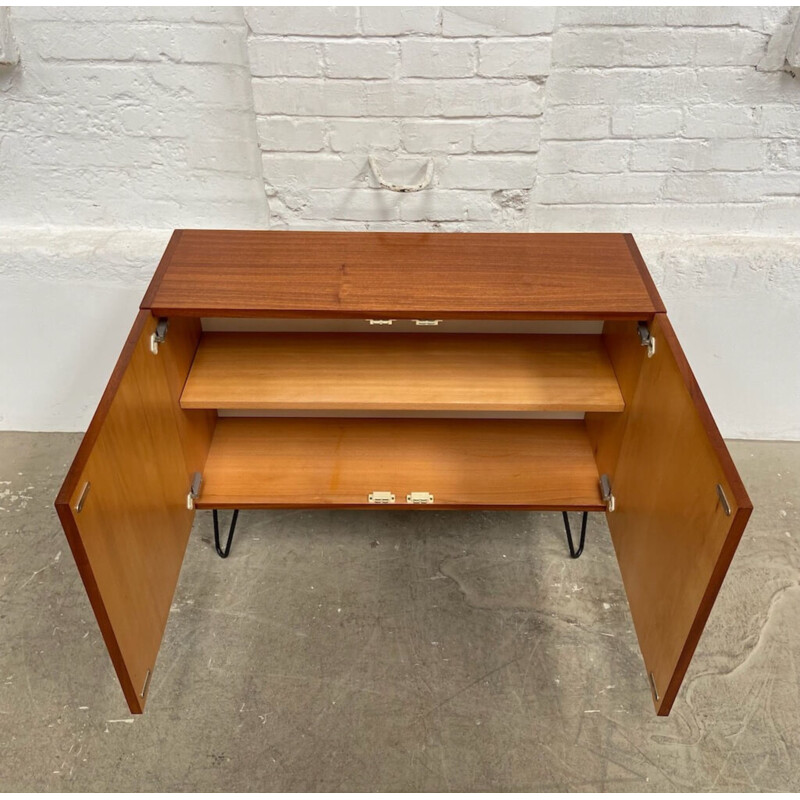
[1,5,267,229]
[247,6,800,236]
[536,6,800,233]
[1,6,799,437]
[246,6,552,228]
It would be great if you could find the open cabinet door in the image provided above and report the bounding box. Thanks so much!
[55,311,212,713]
[606,314,752,715]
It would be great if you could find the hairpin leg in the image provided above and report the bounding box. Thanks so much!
[213,509,239,559]
[562,511,588,559]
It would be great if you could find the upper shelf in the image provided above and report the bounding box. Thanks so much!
[143,231,664,320]
[181,332,625,413]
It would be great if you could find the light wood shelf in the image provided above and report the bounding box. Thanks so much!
[181,333,625,413]
[196,417,604,510]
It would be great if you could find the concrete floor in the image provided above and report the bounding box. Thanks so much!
[0,433,798,791]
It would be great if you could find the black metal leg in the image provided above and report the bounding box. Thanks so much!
[562,511,588,559]
[213,509,239,559]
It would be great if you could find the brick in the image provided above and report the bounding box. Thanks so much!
[400,40,475,78]
[767,140,800,170]
[363,80,442,117]
[33,22,246,64]
[438,156,537,189]
[556,7,668,26]
[439,79,544,117]
[612,106,682,137]
[696,68,795,104]
[662,172,800,203]
[325,41,398,79]
[19,62,151,100]
[248,40,321,77]
[664,7,763,28]
[302,189,399,221]
[552,30,622,68]
[253,79,365,117]
[3,132,184,169]
[684,105,758,139]
[14,7,243,23]
[256,118,326,152]
[401,121,473,154]
[541,106,611,140]
[478,38,551,77]
[398,190,495,221]
[534,202,767,235]
[328,119,401,152]
[538,141,631,174]
[189,137,261,174]
[360,7,439,36]
[620,30,694,66]
[261,153,367,189]
[149,63,252,108]
[548,68,701,106]
[693,29,768,67]
[536,174,664,204]
[442,7,555,37]
[473,120,540,152]
[630,140,765,172]
[244,7,358,36]
[123,107,255,140]
[759,105,800,138]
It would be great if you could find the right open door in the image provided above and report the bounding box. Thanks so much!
[605,314,752,715]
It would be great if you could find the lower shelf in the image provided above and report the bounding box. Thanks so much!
[197,418,604,510]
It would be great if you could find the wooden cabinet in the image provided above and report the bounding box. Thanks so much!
[55,231,751,715]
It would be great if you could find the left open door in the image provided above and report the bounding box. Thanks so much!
[55,311,213,712]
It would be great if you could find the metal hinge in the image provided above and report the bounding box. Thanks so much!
[367,319,395,326]
[74,481,91,513]
[141,668,152,699]
[638,321,656,358]
[369,491,395,504]
[414,319,442,327]
[186,472,202,510]
[648,671,659,702]
[150,317,169,354]
[600,474,615,512]
[716,484,732,516]
[407,491,434,504]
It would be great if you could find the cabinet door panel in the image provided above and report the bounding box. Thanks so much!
[607,314,751,714]
[55,312,202,713]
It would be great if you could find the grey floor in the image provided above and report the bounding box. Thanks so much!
[0,433,798,791]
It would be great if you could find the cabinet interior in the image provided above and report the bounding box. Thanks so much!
[174,317,645,510]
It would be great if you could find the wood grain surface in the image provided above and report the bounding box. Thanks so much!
[197,417,604,510]
[181,332,625,413]
[55,313,199,713]
[585,320,648,479]
[605,314,751,715]
[144,230,659,319]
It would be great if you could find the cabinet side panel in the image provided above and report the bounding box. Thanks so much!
[606,314,751,715]
[585,320,647,478]
[159,317,216,476]
[55,312,195,713]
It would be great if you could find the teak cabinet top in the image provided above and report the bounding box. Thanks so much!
[143,230,664,319]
